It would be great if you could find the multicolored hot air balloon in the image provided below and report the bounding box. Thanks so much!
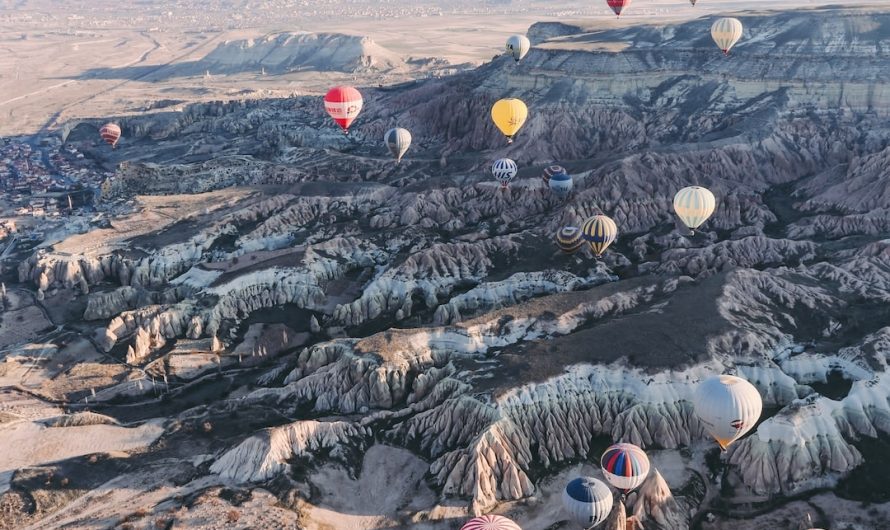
[506,35,531,63]
[581,215,618,257]
[460,515,522,530]
[673,186,716,235]
[693,375,763,450]
[491,98,528,144]
[384,127,412,163]
[606,0,632,17]
[557,226,584,254]
[99,123,121,149]
[549,172,573,198]
[492,158,518,189]
[562,477,613,529]
[711,18,744,55]
[542,165,566,186]
[601,443,651,493]
[324,86,363,134]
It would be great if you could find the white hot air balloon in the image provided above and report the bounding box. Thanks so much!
[492,158,518,189]
[505,35,531,63]
[562,477,613,528]
[673,186,716,234]
[711,17,744,55]
[384,127,412,164]
[693,375,763,450]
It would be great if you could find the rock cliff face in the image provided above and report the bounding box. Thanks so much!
[210,420,370,483]
[196,32,406,74]
[6,6,890,529]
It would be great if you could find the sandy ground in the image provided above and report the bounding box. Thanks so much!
[701,492,890,530]
[0,290,54,349]
[51,189,250,256]
[304,445,437,529]
[0,417,164,491]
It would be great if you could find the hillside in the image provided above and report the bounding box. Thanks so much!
[4,6,890,530]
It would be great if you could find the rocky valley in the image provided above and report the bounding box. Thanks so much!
[2,5,890,530]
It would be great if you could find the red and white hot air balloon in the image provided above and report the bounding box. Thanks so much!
[323,86,363,134]
[99,123,121,149]
[461,515,522,530]
[606,0,632,17]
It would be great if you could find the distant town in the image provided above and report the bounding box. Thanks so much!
[0,133,126,278]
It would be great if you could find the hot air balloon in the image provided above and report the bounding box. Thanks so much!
[324,86,363,134]
[711,18,743,55]
[557,226,584,254]
[542,165,566,186]
[549,172,573,198]
[562,477,613,529]
[601,443,650,493]
[581,215,618,257]
[384,127,412,164]
[492,158,518,189]
[505,35,531,63]
[460,515,522,530]
[689,0,698,5]
[606,0,632,17]
[693,375,763,450]
[673,186,716,235]
[491,98,528,144]
[99,123,121,149]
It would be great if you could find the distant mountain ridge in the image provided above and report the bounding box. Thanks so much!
[196,32,407,74]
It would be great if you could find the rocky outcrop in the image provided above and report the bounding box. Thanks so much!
[629,469,689,530]
[332,237,521,327]
[210,420,370,483]
[431,269,612,325]
[658,237,817,277]
[603,499,627,530]
[197,32,406,74]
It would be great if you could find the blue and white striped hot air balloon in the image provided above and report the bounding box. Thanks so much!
[562,477,613,528]
[548,171,573,198]
[492,158,518,189]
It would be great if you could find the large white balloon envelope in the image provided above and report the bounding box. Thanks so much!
[693,374,763,450]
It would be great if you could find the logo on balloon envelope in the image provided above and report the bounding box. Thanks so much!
[730,419,745,430]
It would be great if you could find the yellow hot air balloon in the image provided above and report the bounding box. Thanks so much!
[693,375,763,450]
[711,17,743,55]
[673,186,716,235]
[491,98,528,144]
[581,215,618,257]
